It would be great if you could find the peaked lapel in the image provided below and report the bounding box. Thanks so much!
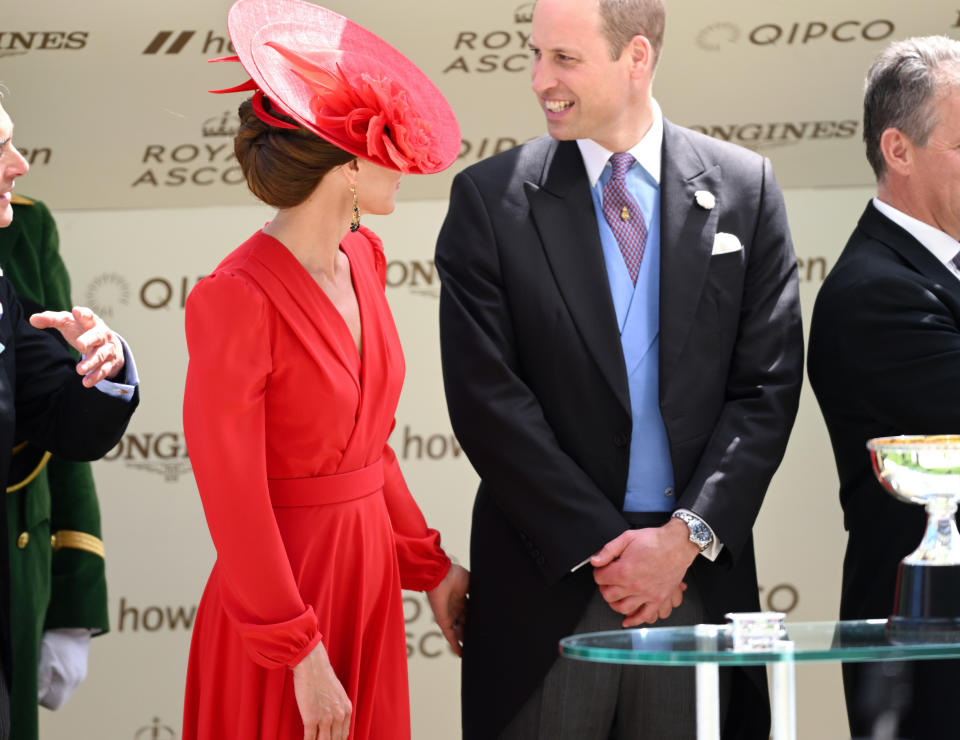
[860,202,960,300]
[525,139,630,415]
[659,120,722,385]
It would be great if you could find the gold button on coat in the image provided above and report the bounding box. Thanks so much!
[16,532,29,549]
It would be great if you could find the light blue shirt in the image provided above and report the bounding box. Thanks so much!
[577,104,674,513]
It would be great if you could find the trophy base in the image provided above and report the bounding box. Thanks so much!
[888,562,960,640]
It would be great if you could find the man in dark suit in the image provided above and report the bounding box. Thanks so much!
[435,0,803,737]
[0,99,139,739]
[808,35,960,739]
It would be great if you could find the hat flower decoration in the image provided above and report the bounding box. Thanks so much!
[210,0,460,175]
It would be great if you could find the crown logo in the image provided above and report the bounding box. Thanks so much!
[514,3,534,23]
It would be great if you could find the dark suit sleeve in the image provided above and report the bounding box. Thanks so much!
[437,171,627,584]
[677,158,803,561]
[830,274,960,429]
[7,282,137,461]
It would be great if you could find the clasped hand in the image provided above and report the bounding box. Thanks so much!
[590,518,699,628]
[30,307,125,387]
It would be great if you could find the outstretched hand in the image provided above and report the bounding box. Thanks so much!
[426,563,469,656]
[30,307,125,387]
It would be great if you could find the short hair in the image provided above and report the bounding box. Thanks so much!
[597,0,665,65]
[234,97,355,209]
[863,35,960,180]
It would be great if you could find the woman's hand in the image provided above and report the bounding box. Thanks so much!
[292,641,352,740]
[426,563,470,656]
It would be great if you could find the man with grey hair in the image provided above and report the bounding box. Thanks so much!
[809,35,960,739]
[436,0,803,737]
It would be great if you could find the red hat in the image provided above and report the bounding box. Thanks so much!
[212,0,460,175]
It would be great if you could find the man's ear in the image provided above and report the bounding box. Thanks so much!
[879,127,915,177]
[625,34,654,79]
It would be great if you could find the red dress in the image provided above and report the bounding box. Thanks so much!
[181,227,449,740]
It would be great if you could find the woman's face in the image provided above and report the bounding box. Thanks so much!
[356,160,403,217]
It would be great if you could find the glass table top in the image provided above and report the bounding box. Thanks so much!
[560,619,960,666]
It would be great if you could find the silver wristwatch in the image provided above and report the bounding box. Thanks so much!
[671,511,713,553]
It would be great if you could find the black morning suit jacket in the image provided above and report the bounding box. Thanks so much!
[0,276,139,740]
[808,202,960,738]
[436,120,804,740]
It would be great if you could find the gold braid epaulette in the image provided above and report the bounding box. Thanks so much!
[51,530,105,559]
[6,444,52,493]
[10,194,35,206]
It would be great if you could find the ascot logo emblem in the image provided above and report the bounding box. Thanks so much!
[134,718,176,740]
[443,4,532,74]
[514,3,534,23]
[202,111,239,138]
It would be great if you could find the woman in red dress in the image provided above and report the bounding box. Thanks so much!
[181,2,467,738]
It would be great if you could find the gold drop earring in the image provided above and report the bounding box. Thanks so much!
[350,184,360,232]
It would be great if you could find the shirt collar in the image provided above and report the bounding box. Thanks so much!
[576,99,663,188]
[872,197,960,267]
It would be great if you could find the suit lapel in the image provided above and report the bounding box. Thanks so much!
[860,202,960,299]
[526,139,630,414]
[659,120,722,384]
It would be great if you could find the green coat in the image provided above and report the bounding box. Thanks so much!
[1,196,108,740]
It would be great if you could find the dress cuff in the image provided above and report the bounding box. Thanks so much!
[236,604,322,669]
[397,528,450,591]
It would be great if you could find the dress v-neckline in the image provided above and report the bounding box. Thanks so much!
[260,230,366,375]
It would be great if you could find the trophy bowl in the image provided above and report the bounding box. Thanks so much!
[867,435,960,636]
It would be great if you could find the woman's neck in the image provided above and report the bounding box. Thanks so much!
[262,183,353,277]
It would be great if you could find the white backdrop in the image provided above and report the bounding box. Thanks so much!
[0,0,954,738]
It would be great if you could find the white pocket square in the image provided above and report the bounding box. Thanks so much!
[711,232,743,255]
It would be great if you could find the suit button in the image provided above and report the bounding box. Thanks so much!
[16,532,29,549]
[613,433,628,448]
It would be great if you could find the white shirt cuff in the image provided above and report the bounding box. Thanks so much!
[92,335,138,401]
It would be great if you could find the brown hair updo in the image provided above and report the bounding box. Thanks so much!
[234,96,356,208]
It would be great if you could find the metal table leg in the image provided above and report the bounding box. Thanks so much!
[771,651,797,740]
[695,662,720,740]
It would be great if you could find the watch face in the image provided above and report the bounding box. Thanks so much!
[690,521,711,547]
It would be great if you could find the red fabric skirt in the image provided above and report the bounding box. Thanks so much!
[182,487,409,740]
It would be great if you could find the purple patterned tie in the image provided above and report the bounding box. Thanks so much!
[951,250,960,272]
[602,152,647,284]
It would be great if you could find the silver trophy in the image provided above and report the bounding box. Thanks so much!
[868,435,960,634]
